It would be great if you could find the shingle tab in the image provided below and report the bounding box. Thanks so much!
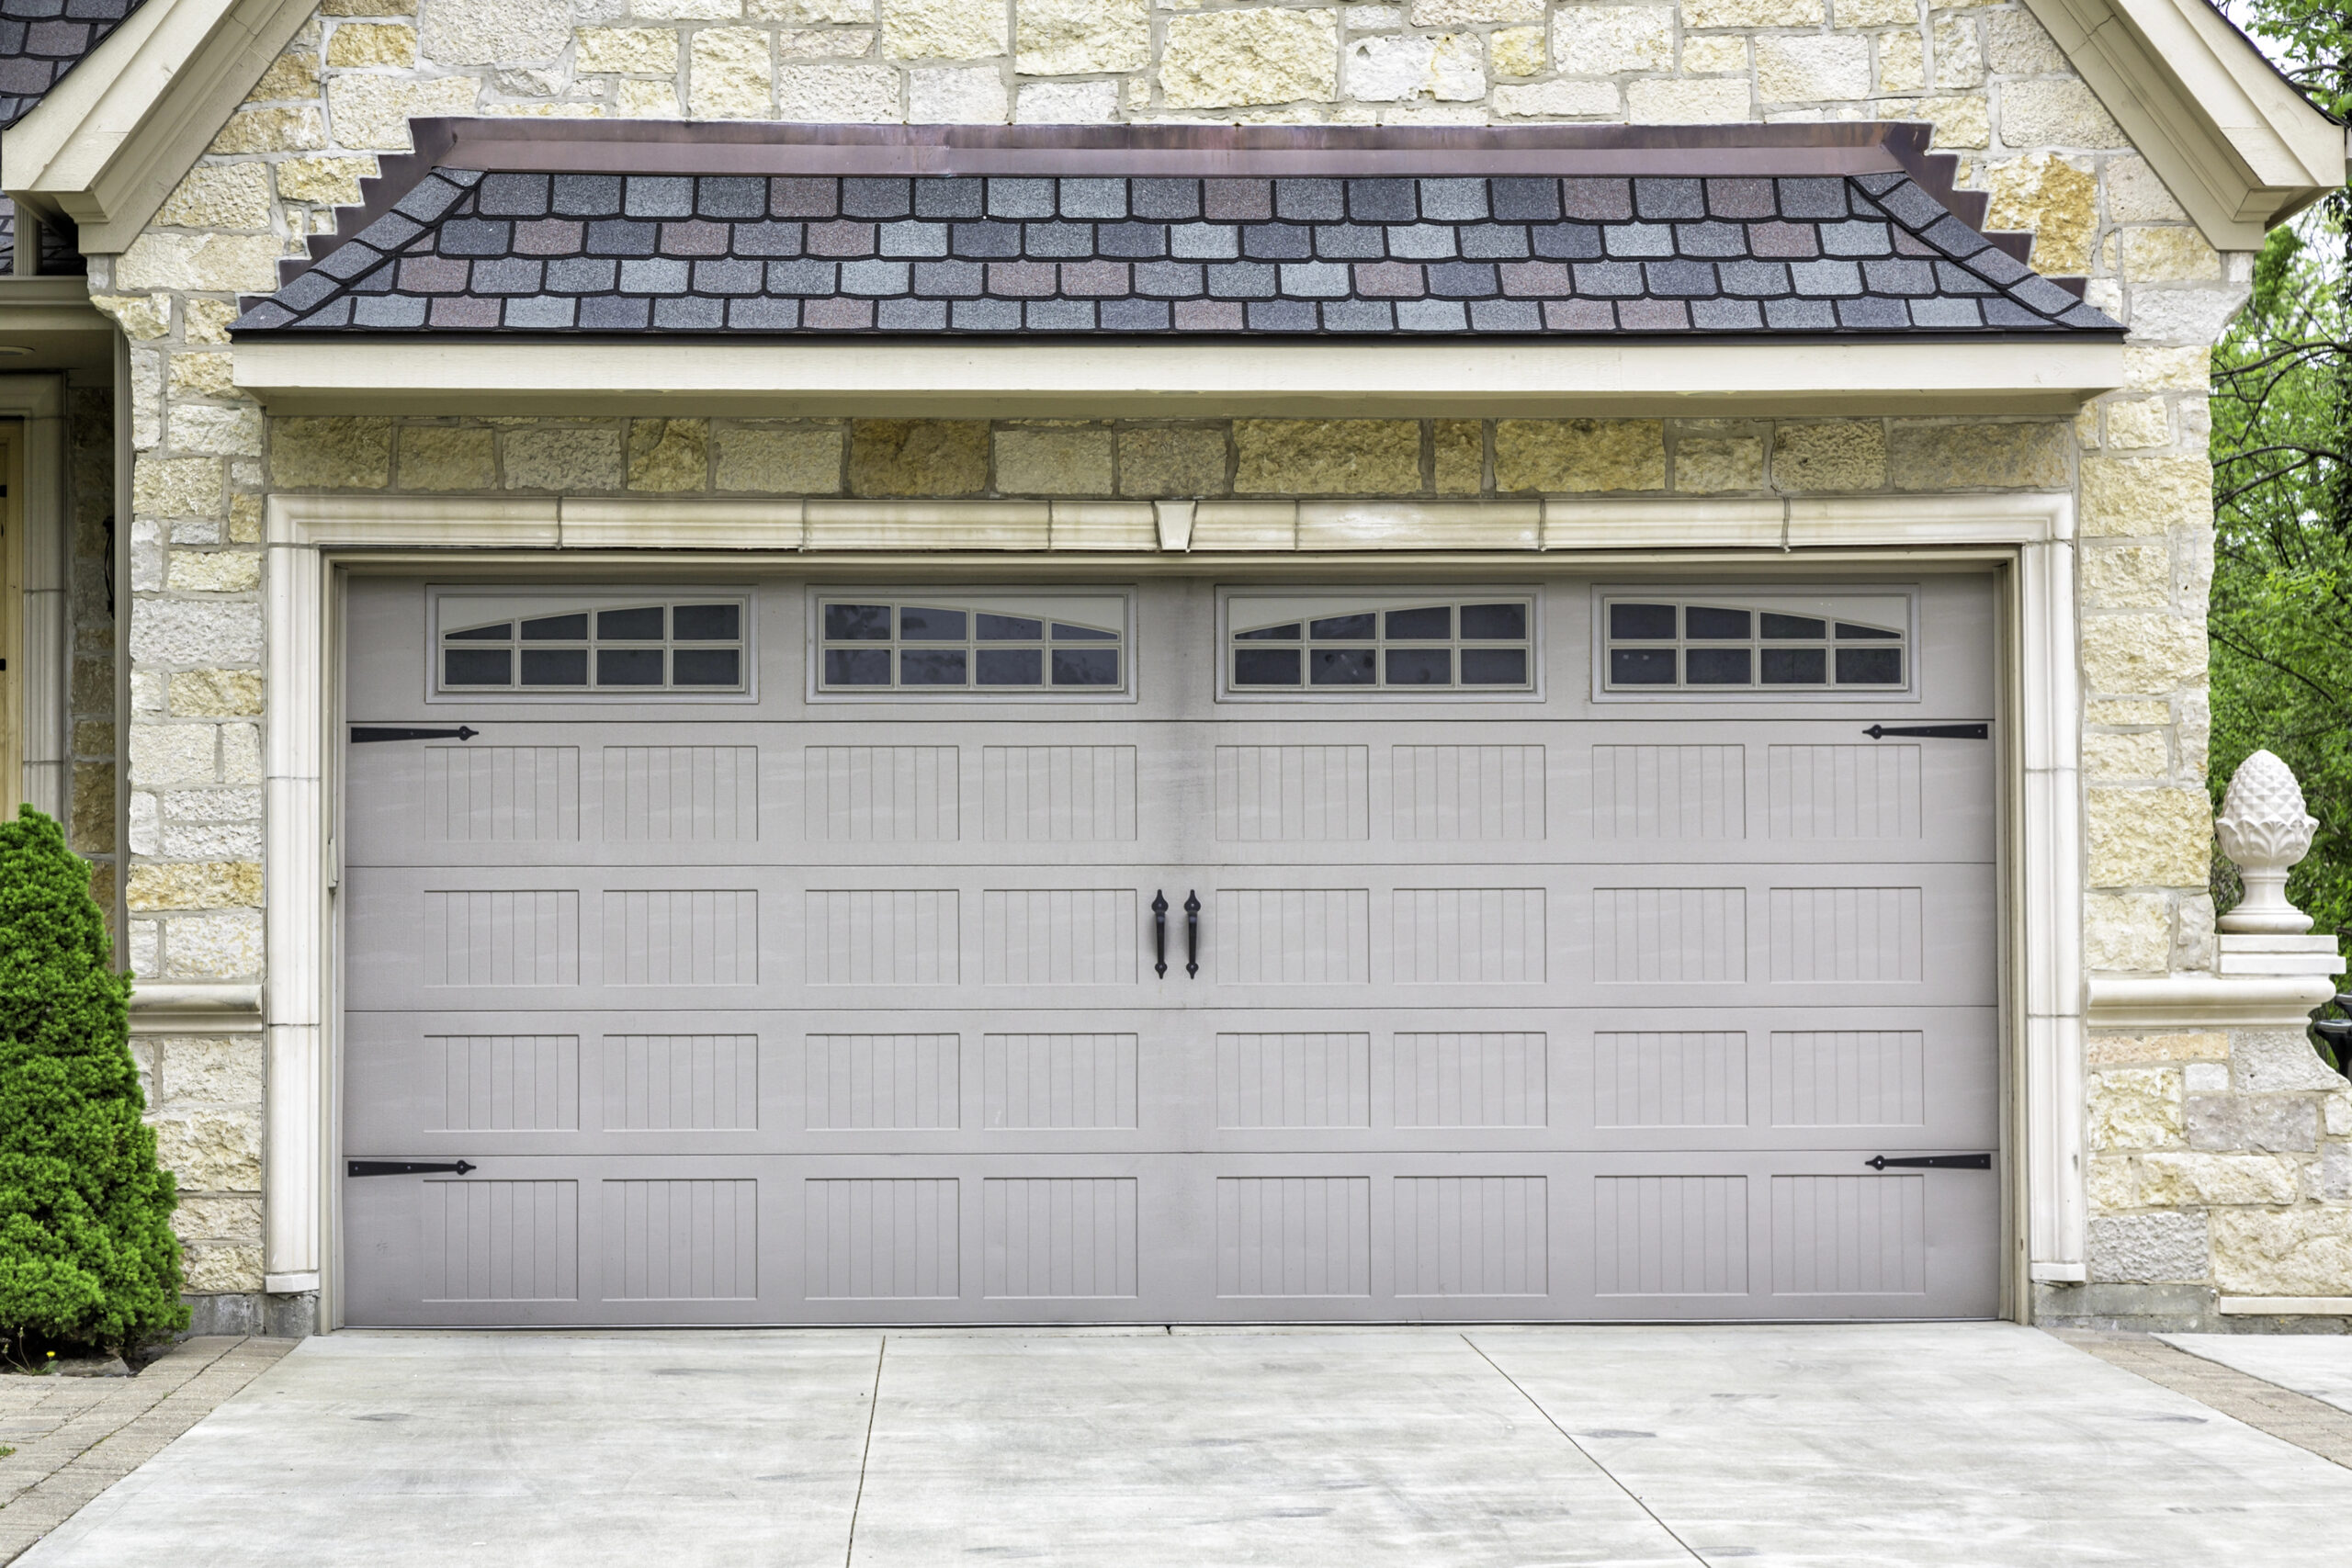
[238,165,2123,340]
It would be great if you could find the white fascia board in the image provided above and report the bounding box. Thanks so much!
[4,0,314,251]
[232,337,2127,418]
[2028,0,2346,249]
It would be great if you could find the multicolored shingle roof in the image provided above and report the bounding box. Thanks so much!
[234,122,2120,339]
[0,0,145,129]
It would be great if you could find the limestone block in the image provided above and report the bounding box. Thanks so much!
[172,1194,264,1243]
[2120,226,2222,282]
[399,425,495,490]
[1410,0,1539,18]
[2103,398,2170,451]
[1348,32,1486,100]
[1433,420,1481,494]
[1836,0,1914,23]
[1015,80,1118,122]
[850,419,990,496]
[132,455,226,521]
[2082,728,2167,780]
[229,495,264,544]
[1757,34,1870,101]
[635,0,742,17]
[2086,786,2210,886]
[74,655,118,716]
[129,861,263,911]
[270,416,392,490]
[883,0,1006,58]
[2187,1094,2318,1154]
[576,27,681,71]
[169,671,265,716]
[1772,422,1884,491]
[1982,153,2095,276]
[2233,1028,2346,1093]
[71,764,114,853]
[2080,542,2170,609]
[244,50,319,102]
[129,726,218,789]
[2087,1066,2183,1151]
[326,74,481,152]
[2086,1032,2227,1067]
[2175,890,2216,972]
[1552,6,1670,74]
[996,426,1114,495]
[2106,157,2188,223]
[626,419,711,492]
[185,299,241,345]
[118,232,283,294]
[157,1035,265,1105]
[1929,12,1981,87]
[222,724,261,785]
[620,81,684,116]
[419,0,569,64]
[1683,0,1821,22]
[2079,613,2206,695]
[1984,7,2062,73]
[94,295,170,340]
[503,424,624,491]
[2138,1151,2300,1205]
[1017,0,1148,73]
[1884,420,2067,490]
[1493,79,1620,117]
[1674,436,1765,493]
[1679,34,1744,73]
[1626,78,1748,122]
[782,0,876,17]
[1236,419,1420,495]
[1877,31,1923,95]
[1491,25,1544,75]
[691,27,775,117]
[1161,8,1337,107]
[2000,79,2128,148]
[717,426,843,492]
[2324,1144,2352,1201]
[2088,1213,2209,1282]
[168,552,263,593]
[777,63,899,119]
[2080,456,2210,537]
[209,107,326,154]
[1118,427,1228,497]
[160,911,266,977]
[182,1240,265,1293]
[163,818,261,860]
[1493,419,1661,492]
[327,20,418,64]
[152,1108,262,1191]
[169,405,265,458]
[167,353,237,400]
[2211,1207,2352,1295]
[2128,286,2252,347]
[155,164,274,231]
[910,63,1009,121]
[2086,1155,2136,1211]
[2330,1095,2352,1136]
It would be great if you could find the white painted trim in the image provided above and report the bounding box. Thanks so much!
[2217,1296,2352,1315]
[232,338,2128,419]
[128,981,263,1033]
[2027,0,2348,248]
[264,1269,320,1294]
[0,375,68,820]
[1,0,316,251]
[2084,974,2340,1028]
[262,490,2084,1322]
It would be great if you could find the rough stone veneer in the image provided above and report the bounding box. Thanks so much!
[71,0,2307,1320]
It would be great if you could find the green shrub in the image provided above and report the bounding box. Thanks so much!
[0,806,187,1359]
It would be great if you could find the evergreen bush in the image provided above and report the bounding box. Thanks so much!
[0,805,187,1360]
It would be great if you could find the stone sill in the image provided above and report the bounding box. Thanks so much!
[2085,974,2336,1030]
[129,982,263,1034]
[2218,1297,2352,1315]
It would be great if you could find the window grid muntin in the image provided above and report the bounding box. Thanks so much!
[1601,596,1908,693]
[437,598,747,694]
[1227,596,1535,693]
[815,597,1127,694]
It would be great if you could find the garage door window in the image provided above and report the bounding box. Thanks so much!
[1227,595,1534,692]
[816,595,1128,694]
[438,600,747,693]
[1601,595,1910,692]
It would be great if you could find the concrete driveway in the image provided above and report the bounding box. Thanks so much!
[17,1324,2352,1567]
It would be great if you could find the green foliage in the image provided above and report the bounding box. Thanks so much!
[0,807,187,1359]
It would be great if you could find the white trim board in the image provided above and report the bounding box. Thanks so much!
[232,338,2127,418]
[263,491,2094,1315]
[0,374,69,821]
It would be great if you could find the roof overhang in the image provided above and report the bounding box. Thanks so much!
[231,334,2124,418]
[2026,0,2348,249]
[2,0,313,251]
[0,276,118,369]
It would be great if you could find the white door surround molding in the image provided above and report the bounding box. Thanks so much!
[0,374,68,823]
[263,490,2093,1317]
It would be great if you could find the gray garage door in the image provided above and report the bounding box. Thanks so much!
[341,575,1999,1325]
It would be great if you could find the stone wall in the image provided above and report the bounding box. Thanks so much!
[69,0,2311,1324]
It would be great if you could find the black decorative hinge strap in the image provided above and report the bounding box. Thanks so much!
[1863,724,1989,740]
[347,1159,478,1177]
[1865,1153,1992,1170]
[351,726,479,743]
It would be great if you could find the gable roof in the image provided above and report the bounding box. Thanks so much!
[0,0,150,130]
[232,123,2117,341]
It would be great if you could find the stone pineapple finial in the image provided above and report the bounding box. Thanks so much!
[2215,750,2320,934]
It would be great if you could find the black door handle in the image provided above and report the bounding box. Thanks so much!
[352,726,479,743]
[1184,891,1200,977]
[348,1159,477,1177]
[1151,890,1169,977]
[1865,1154,1992,1170]
[1862,724,1988,740]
